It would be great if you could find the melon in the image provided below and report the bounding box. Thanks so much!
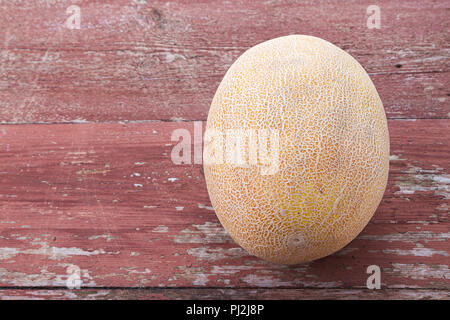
[203,35,389,264]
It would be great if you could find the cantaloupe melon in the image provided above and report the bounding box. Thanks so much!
[203,35,389,264]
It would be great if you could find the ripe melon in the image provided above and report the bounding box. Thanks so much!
[203,35,389,264]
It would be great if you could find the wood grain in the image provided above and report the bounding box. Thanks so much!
[0,120,448,290]
[0,0,449,123]
[0,0,448,300]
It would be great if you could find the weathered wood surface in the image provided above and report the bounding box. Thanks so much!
[0,0,449,123]
[0,120,448,293]
[0,288,448,300]
[0,0,449,300]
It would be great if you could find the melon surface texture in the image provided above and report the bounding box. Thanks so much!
[203,35,390,264]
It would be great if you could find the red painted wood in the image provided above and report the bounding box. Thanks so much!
[0,0,448,299]
[0,0,448,123]
[0,120,448,290]
[0,288,448,300]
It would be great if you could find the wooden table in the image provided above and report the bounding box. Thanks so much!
[0,0,448,300]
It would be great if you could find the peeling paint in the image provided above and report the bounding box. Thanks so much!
[187,247,247,261]
[394,166,449,199]
[164,52,186,63]
[389,263,449,280]
[389,154,406,161]
[174,222,231,244]
[176,266,210,286]
[0,267,96,287]
[152,225,168,233]
[241,274,341,288]
[88,234,116,242]
[359,231,449,243]
[197,203,214,211]
[0,243,119,261]
[383,247,448,257]
[211,265,253,275]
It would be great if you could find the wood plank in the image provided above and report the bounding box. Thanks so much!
[0,288,448,300]
[0,0,449,123]
[0,119,448,288]
[1,222,448,288]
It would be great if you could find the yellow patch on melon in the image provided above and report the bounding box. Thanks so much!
[203,35,390,264]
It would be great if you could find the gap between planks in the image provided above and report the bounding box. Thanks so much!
[0,118,449,126]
